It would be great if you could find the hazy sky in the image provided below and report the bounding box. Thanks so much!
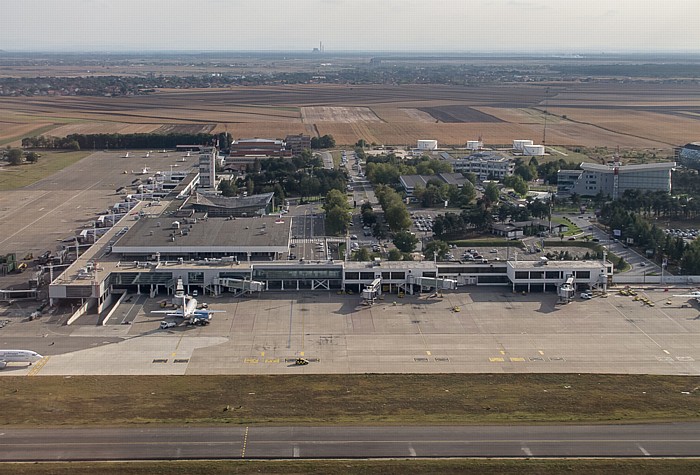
[2,0,698,53]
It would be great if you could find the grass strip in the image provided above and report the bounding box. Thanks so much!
[1,374,699,426]
[1,459,700,475]
[0,150,90,190]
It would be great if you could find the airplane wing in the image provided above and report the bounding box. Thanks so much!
[673,294,700,298]
[151,310,184,316]
[205,310,226,313]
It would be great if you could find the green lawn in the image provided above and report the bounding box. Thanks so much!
[0,150,90,190]
[1,374,699,427]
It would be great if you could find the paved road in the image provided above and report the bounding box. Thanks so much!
[2,423,700,461]
[566,214,662,276]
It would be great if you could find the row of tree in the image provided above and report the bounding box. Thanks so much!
[323,189,351,236]
[21,132,233,151]
[374,185,412,233]
[310,135,336,149]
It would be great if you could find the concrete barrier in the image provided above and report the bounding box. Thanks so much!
[100,291,127,326]
[66,299,93,326]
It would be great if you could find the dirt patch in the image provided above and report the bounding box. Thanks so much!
[401,108,437,123]
[301,106,382,123]
[154,124,216,134]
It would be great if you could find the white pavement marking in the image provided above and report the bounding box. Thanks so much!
[293,445,300,458]
[522,446,533,456]
[664,350,671,354]
[637,444,651,456]
[408,445,417,457]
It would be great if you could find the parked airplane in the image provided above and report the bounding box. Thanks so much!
[151,279,224,323]
[673,291,700,302]
[133,166,150,175]
[0,349,43,369]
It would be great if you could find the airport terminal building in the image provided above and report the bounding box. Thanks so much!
[48,193,612,321]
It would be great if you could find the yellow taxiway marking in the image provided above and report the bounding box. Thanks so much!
[27,357,50,376]
[244,358,259,364]
[426,351,431,356]
[300,351,304,356]
[261,351,265,357]
[489,357,505,362]
[538,350,545,355]
[510,357,526,362]
[500,350,506,355]
[265,358,280,364]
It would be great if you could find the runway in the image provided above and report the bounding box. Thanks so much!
[2,423,700,461]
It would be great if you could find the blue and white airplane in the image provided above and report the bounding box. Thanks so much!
[151,279,225,324]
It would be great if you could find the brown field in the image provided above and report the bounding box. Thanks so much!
[0,83,698,149]
[547,107,700,147]
[212,122,315,139]
[301,106,382,123]
[47,122,163,137]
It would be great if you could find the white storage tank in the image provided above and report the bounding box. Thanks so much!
[513,139,533,151]
[466,140,482,150]
[417,140,438,150]
[523,144,546,156]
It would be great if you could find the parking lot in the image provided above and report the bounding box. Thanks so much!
[2,287,699,376]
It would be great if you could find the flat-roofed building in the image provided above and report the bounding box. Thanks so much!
[507,259,611,293]
[399,173,468,197]
[557,162,675,198]
[111,213,289,261]
[191,192,274,217]
[285,134,311,156]
[229,138,291,159]
[452,151,514,181]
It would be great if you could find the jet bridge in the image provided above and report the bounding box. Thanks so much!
[361,278,382,305]
[557,275,576,304]
[211,277,264,297]
[398,274,457,295]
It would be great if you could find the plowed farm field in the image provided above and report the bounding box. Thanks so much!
[1,83,698,149]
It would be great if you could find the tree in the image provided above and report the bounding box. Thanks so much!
[66,140,80,151]
[504,175,528,196]
[325,206,350,235]
[393,231,419,253]
[218,179,237,197]
[457,181,476,207]
[384,204,412,232]
[484,182,499,203]
[372,222,390,241]
[353,247,370,261]
[387,248,403,261]
[424,240,449,260]
[324,189,351,235]
[25,151,40,163]
[311,134,335,149]
[6,148,23,165]
[323,189,348,213]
